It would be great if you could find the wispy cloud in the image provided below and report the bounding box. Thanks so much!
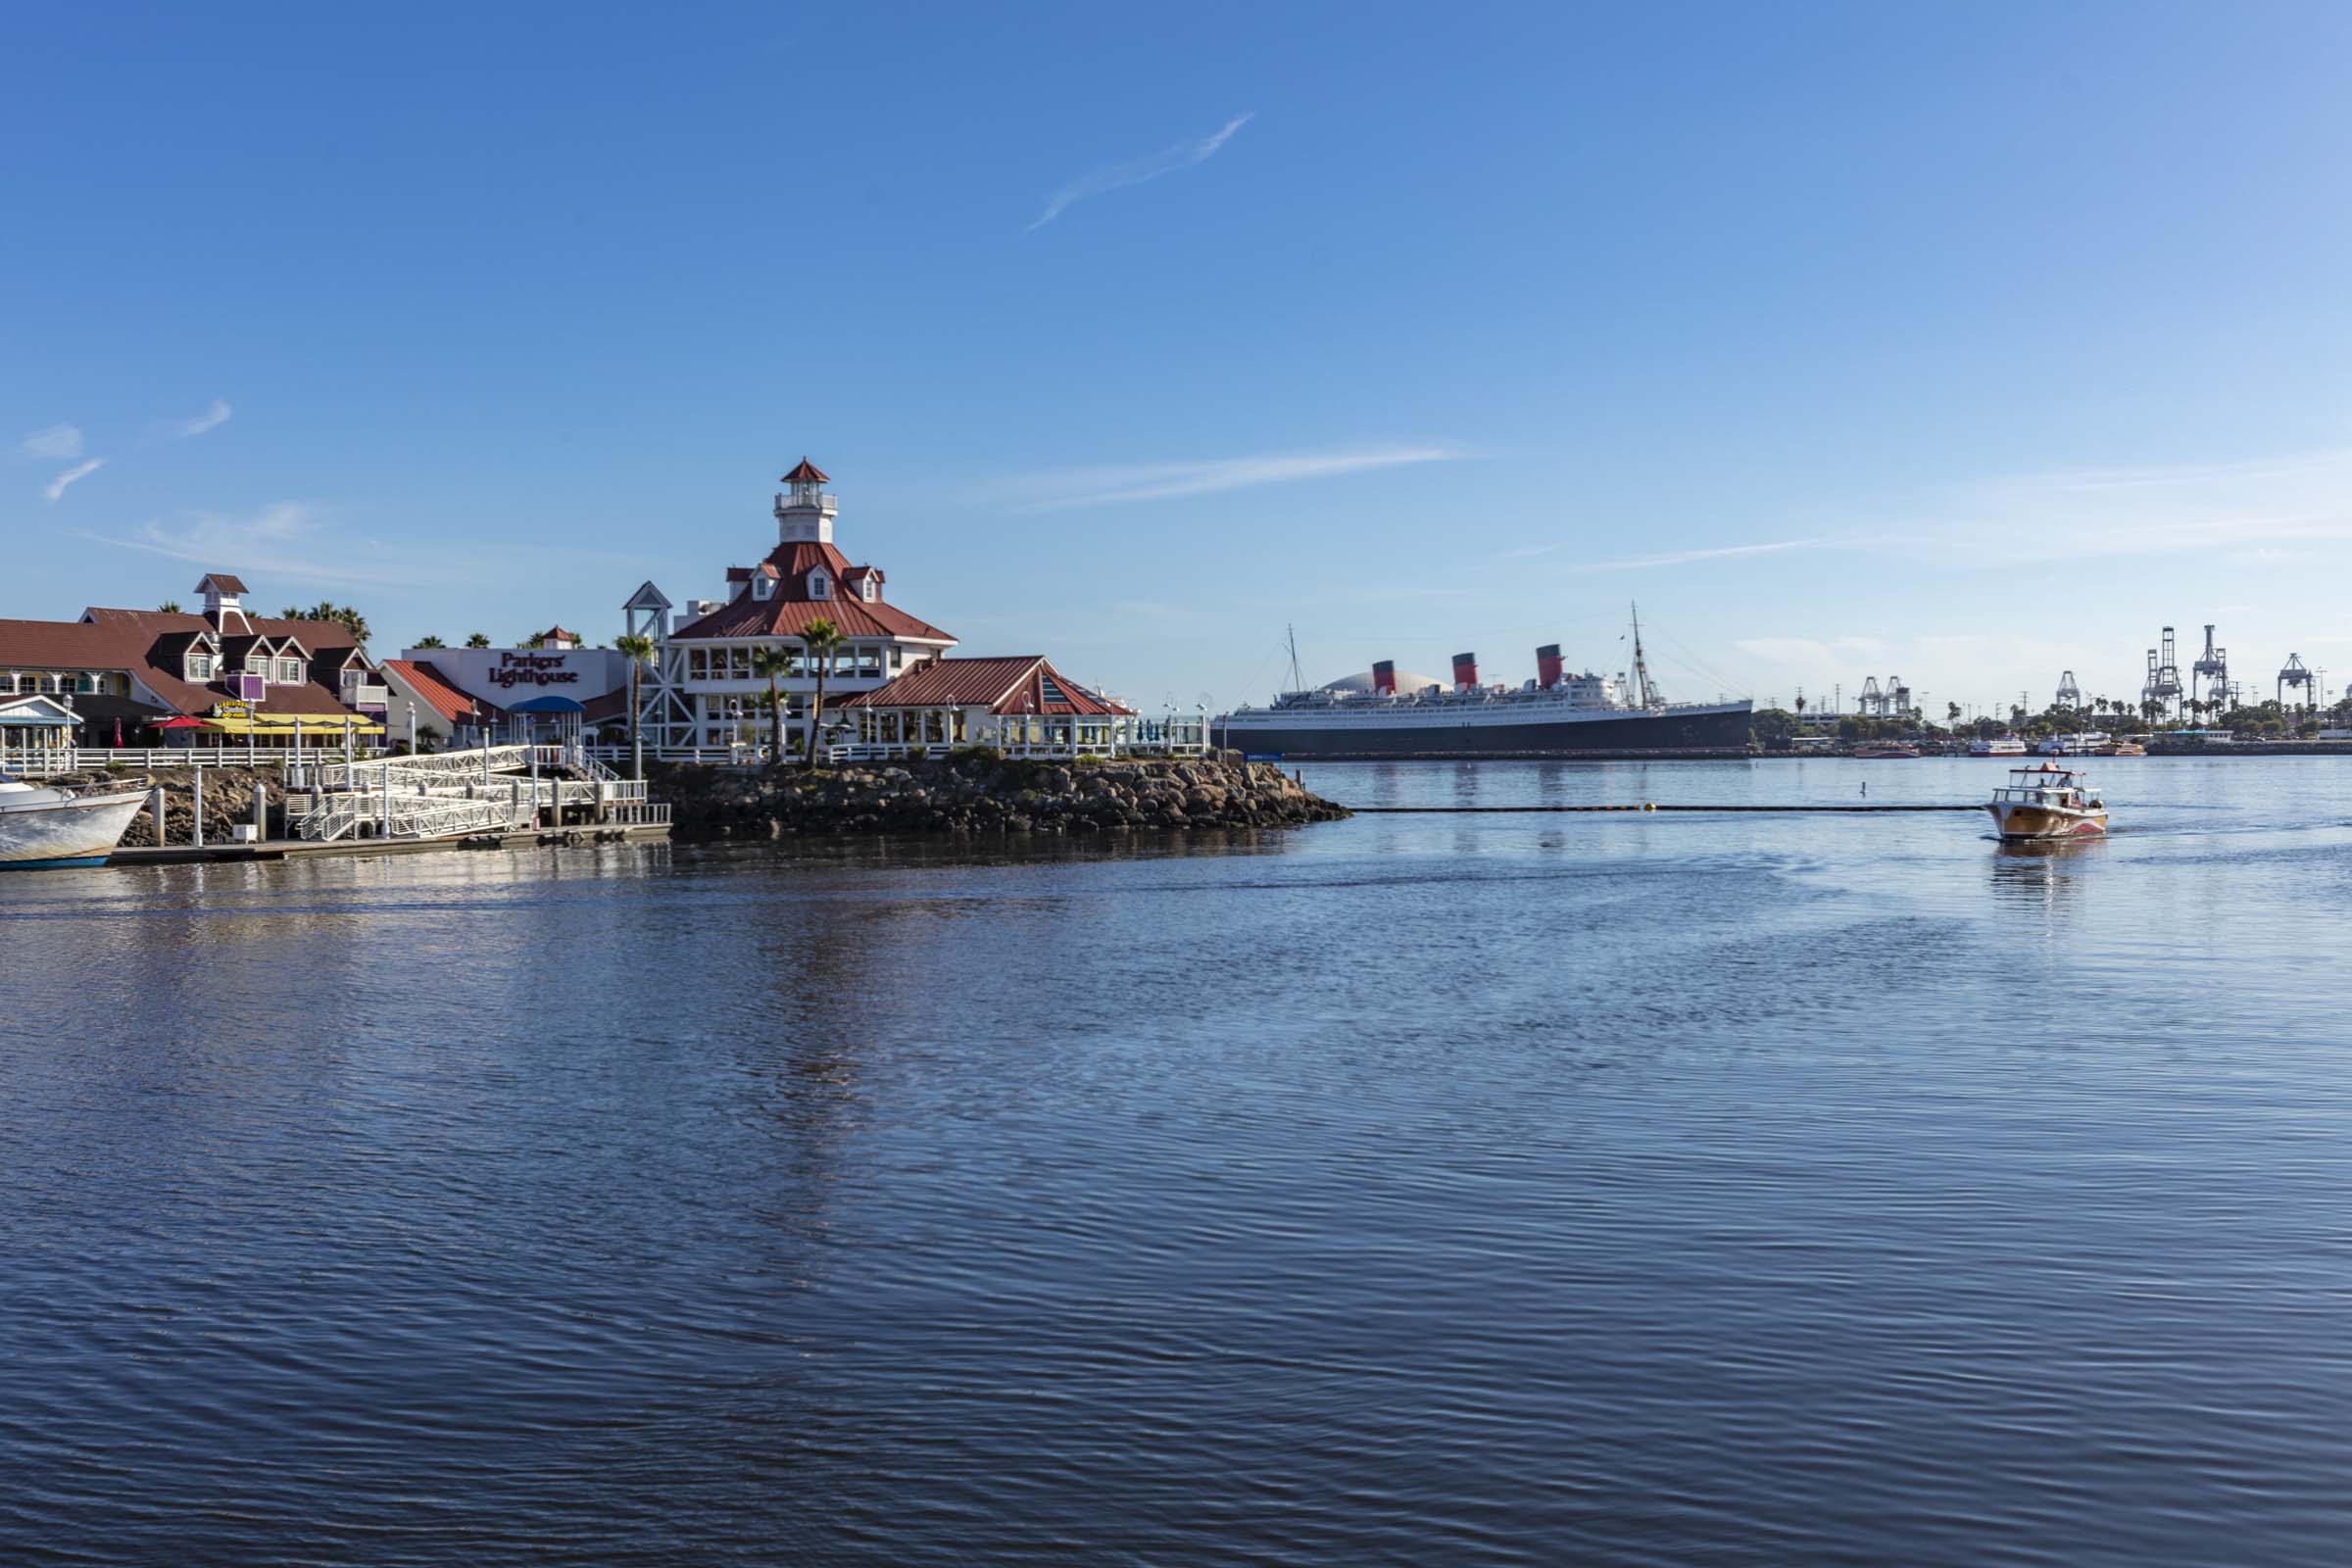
[1027,112,1254,232]
[1510,536,1827,568]
[44,459,103,501]
[21,423,82,461]
[78,503,413,586]
[1899,447,2352,565]
[178,398,232,438]
[1016,445,1456,509]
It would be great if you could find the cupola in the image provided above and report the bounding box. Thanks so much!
[773,457,839,545]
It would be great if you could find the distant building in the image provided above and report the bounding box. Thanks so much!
[0,572,386,747]
[628,460,957,753]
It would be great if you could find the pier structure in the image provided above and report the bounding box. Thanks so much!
[278,742,664,843]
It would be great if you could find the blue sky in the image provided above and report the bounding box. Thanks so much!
[8,2,2352,717]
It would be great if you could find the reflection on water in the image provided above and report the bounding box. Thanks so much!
[6,759,2352,1567]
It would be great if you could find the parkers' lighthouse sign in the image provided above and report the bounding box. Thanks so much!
[488,652,581,690]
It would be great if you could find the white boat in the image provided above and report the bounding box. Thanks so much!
[2034,731,2110,757]
[1985,763,2109,842]
[1969,736,2028,757]
[0,772,148,869]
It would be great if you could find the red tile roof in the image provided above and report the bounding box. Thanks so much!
[841,656,1131,715]
[199,572,250,594]
[781,458,830,484]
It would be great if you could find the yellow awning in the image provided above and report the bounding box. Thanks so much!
[203,714,386,735]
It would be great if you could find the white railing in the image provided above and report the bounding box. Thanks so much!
[1,746,390,776]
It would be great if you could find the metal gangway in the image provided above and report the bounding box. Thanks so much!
[286,742,657,843]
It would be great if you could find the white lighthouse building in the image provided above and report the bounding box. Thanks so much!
[627,460,957,754]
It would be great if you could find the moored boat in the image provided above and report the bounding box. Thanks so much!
[1985,762,2108,842]
[0,772,148,869]
[1854,742,1922,759]
[1968,735,2028,757]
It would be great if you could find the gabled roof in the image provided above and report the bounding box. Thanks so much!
[197,572,249,594]
[381,660,482,727]
[841,656,1131,715]
[781,458,829,484]
[0,607,374,720]
[80,606,361,653]
[624,580,673,612]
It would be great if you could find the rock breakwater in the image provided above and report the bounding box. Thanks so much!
[662,753,1348,839]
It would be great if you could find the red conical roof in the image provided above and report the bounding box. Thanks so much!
[781,458,830,484]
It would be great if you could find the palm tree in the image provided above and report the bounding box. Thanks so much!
[1946,701,1961,726]
[614,633,657,753]
[282,602,370,647]
[414,634,446,649]
[465,631,491,649]
[158,599,182,613]
[750,645,794,765]
[800,617,845,769]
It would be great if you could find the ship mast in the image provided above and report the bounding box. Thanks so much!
[1285,623,1304,694]
[1629,602,1659,709]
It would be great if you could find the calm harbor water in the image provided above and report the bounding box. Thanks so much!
[5,757,2351,1565]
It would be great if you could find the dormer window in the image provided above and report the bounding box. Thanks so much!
[753,575,774,600]
[186,652,214,680]
[808,570,829,599]
[277,657,303,683]
[860,576,877,602]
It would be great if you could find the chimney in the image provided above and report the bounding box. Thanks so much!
[1452,652,1479,691]
[1536,644,1563,688]
[1372,660,1396,696]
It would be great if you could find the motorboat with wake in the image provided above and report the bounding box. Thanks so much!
[0,771,148,869]
[1984,763,2108,842]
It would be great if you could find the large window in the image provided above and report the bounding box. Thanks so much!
[687,647,709,679]
[277,657,302,682]
[185,654,212,680]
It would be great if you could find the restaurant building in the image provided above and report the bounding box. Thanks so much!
[0,573,387,748]
[838,655,1138,754]
[381,643,631,751]
[628,460,957,754]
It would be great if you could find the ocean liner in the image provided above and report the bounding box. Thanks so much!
[1215,612,1751,760]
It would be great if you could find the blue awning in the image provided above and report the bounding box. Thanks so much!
[507,695,585,714]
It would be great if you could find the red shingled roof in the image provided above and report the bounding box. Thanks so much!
[0,606,374,721]
[199,572,250,594]
[781,458,829,484]
[382,660,481,726]
[841,656,1131,715]
[671,539,952,643]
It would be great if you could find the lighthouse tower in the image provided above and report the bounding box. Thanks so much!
[774,458,838,545]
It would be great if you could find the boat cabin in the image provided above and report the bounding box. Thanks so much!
[1993,764,2099,809]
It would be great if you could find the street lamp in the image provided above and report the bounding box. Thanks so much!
[406,699,417,757]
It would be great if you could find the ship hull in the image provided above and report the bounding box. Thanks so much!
[1215,705,1751,760]
[1985,802,2108,841]
[0,792,148,869]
